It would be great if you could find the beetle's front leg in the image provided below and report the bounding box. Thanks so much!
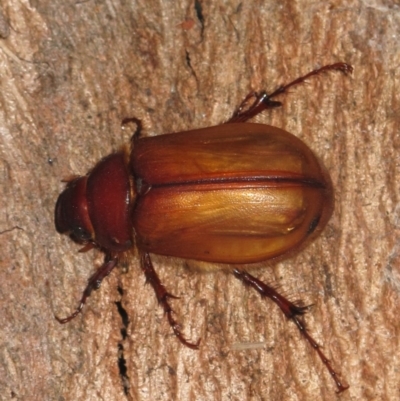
[140,252,200,350]
[233,269,349,393]
[56,254,119,323]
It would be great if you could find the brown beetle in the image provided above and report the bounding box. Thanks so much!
[55,63,352,392]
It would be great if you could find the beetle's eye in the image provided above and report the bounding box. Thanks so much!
[70,226,92,242]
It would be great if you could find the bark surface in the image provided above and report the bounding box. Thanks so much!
[0,1,398,400]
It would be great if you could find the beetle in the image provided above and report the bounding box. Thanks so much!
[55,63,352,392]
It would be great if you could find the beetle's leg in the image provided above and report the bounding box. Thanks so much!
[56,255,118,323]
[121,116,143,141]
[229,62,353,123]
[140,252,200,350]
[233,269,349,393]
[266,62,353,100]
[228,92,282,123]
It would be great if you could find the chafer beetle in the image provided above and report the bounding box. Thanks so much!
[55,63,352,392]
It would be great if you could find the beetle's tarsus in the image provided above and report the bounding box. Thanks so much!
[56,256,118,324]
[55,302,84,324]
[289,303,310,316]
[229,62,353,123]
[165,292,180,300]
[266,62,353,100]
[166,308,201,350]
[141,252,199,349]
[233,268,349,393]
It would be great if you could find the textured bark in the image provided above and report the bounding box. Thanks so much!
[0,1,399,400]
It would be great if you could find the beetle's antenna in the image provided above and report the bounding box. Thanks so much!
[233,269,349,393]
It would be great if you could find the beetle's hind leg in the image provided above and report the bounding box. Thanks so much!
[140,252,200,350]
[233,269,349,393]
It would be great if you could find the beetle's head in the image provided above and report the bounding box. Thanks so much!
[55,176,94,245]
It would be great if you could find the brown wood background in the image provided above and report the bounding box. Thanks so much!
[0,1,399,400]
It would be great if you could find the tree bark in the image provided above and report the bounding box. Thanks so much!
[0,1,399,400]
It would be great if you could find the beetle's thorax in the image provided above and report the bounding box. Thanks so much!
[55,150,134,252]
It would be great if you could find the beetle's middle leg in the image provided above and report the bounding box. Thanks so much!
[228,91,282,123]
[140,252,200,349]
[233,269,349,393]
[228,62,352,123]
